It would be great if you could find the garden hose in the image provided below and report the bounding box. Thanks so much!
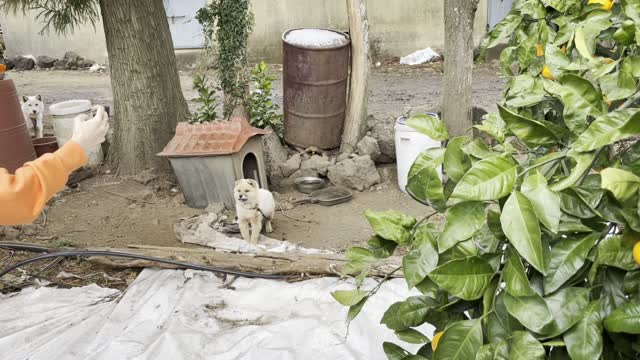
[0,243,287,280]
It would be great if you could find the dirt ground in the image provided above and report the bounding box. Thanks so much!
[3,63,503,254]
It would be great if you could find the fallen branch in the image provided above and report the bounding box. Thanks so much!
[103,189,156,205]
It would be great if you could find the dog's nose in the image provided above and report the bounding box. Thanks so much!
[32,110,37,114]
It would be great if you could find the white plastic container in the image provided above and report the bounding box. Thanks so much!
[395,115,442,193]
[49,100,103,167]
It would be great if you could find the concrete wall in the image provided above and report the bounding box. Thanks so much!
[1,0,488,64]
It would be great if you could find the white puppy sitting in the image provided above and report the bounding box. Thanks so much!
[22,95,45,138]
[234,179,275,244]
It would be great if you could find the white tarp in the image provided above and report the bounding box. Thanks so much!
[0,269,434,360]
[399,48,440,65]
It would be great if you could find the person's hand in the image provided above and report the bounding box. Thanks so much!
[71,105,109,154]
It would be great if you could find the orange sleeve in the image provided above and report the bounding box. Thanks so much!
[0,141,88,225]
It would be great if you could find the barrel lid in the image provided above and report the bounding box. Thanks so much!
[395,113,439,132]
[49,100,91,116]
[282,28,350,50]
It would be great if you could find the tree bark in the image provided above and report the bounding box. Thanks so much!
[99,0,190,175]
[341,0,370,153]
[443,0,479,137]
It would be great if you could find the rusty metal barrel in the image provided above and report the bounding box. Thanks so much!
[282,28,350,150]
[0,79,36,173]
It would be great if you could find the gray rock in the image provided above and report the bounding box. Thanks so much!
[356,136,381,161]
[262,131,289,178]
[13,56,35,71]
[301,154,333,176]
[5,57,15,70]
[37,55,58,69]
[205,202,225,215]
[336,153,350,162]
[378,164,397,183]
[328,155,380,191]
[53,59,69,70]
[63,51,81,67]
[368,114,396,164]
[280,154,301,177]
[77,59,95,68]
[4,227,20,240]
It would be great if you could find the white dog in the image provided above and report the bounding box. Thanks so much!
[22,95,44,138]
[234,179,275,244]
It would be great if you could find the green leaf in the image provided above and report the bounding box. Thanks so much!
[504,248,535,297]
[482,12,523,49]
[603,301,640,334]
[395,328,429,344]
[407,114,449,141]
[522,171,561,233]
[510,331,545,360]
[365,210,416,244]
[600,268,627,318]
[504,292,555,334]
[476,341,509,360]
[433,319,483,360]
[473,223,501,253]
[383,342,411,360]
[463,139,497,159]
[474,113,506,143]
[545,43,571,79]
[501,191,547,274]
[331,289,368,306]
[408,149,446,211]
[483,277,500,319]
[498,104,560,146]
[381,296,440,331]
[368,236,398,259]
[415,277,440,299]
[444,136,472,183]
[488,292,524,343]
[550,150,596,191]
[596,234,639,271]
[347,296,368,322]
[428,256,495,301]
[451,155,518,201]
[438,202,486,253]
[542,74,604,134]
[545,287,591,337]
[404,238,438,289]
[601,168,640,204]
[564,300,603,360]
[573,109,640,152]
[600,70,636,102]
[613,20,636,45]
[543,233,598,294]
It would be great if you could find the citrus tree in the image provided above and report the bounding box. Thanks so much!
[334,1,640,359]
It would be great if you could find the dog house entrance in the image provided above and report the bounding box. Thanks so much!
[242,152,261,187]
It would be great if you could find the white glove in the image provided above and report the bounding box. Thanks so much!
[71,105,109,154]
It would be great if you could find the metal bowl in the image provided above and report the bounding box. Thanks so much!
[294,176,326,194]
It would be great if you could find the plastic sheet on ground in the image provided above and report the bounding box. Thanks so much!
[0,269,435,360]
[400,48,440,65]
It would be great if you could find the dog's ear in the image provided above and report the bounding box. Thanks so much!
[247,179,259,188]
[36,95,42,101]
[235,179,244,187]
[22,96,27,102]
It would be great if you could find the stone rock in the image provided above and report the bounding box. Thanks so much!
[53,59,69,70]
[5,57,15,70]
[378,164,397,183]
[327,155,381,191]
[21,224,37,236]
[262,131,289,177]
[13,56,35,71]
[63,51,81,67]
[301,154,333,176]
[77,59,95,68]
[205,202,225,215]
[37,55,58,69]
[280,154,301,177]
[356,136,381,161]
[336,153,350,162]
[368,114,396,164]
[133,169,157,185]
[4,227,20,240]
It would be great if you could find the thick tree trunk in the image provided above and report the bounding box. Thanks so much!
[341,0,370,153]
[100,0,190,175]
[443,0,479,137]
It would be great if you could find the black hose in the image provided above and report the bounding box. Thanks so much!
[0,242,50,253]
[0,246,286,280]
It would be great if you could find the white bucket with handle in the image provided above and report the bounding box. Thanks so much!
[395,114,442,193]
[49,100,103,167]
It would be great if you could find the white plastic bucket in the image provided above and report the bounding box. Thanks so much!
[49,100,103,167]
[395,115,442,193]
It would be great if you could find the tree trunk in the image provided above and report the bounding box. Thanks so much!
[99,0,190,175]
[443,0,479,137]
[341,0,370,153]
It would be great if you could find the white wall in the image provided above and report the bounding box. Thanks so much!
[1,0,489,64]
